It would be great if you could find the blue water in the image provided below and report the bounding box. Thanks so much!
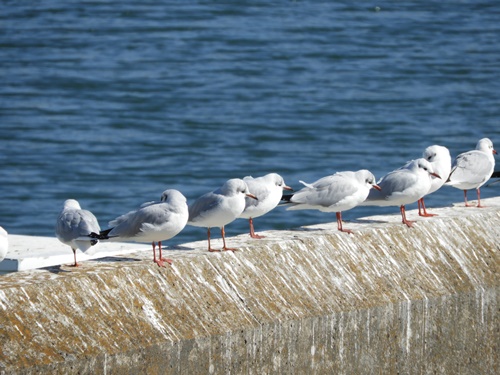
[1,1,499,246]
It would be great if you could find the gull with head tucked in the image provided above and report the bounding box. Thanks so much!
[56,199,100,267]
[413,145,452,217]
[239,173,292,238]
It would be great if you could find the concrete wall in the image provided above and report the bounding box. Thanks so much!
[0,199,499,374]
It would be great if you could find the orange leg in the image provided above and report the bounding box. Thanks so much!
[476,188,486,208]
[463,190,474,207]
[158,241,173,265]
[152,242,165,267]
[418,198,437,217]
[221,226,237,252]
[400,205,414,228]
[249,218,265,239]
[336,212,353,234]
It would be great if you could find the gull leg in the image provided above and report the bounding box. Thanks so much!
[249,218,265,239]
[207,228,218,252]
[464,190,473,207]
[158,241,173,265]
[418,198,437,217]
[153,242,165,267]
[72,248,79,267]
[476,188,486,208]
[221,226,237,252]
[336,212,353,234]
[400,205,414,228]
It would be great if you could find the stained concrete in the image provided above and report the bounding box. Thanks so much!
[1,235,151,272]
[0,198,498,374]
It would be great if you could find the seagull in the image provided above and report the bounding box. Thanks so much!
[239,173,292,238]
[56,199,100,267]
[283,170,381,234]
[416,145,452,217]
[0,226,8,263]
[446,138,497,207]
[362,158,441,227]
[95,189,188,267]
[188,178,257,252]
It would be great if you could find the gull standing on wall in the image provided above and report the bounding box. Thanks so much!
[361,159,441,227]
[95,189,189,267]
[446,138,497,207]
[283,170,381,234]
[188,178,257,252]
[239,173,292,238]
[56,199,100,267]
[415,145,452,217]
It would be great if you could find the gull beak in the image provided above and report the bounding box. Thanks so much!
[283,185,293,191]
[430,172,441,179]
[246,193,258,200]
[493,149,498,155]
[373,184,382,191]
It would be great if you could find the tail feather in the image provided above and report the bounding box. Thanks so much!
[90,228,114,240]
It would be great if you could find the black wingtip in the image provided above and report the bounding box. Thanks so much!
[281,194,293,202]
[492,170,500,178]
[90,228,114,240]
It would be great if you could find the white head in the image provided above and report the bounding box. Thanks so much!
[63,199,81,210]
[476,138,497,155]
[220,178,256,199]
[265,173,292,190]
[412,158,441,179]
[423,145,451,164]
[355,170,380,190]
[160,189,187,204]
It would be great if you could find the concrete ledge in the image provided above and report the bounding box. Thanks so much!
[0,199,499,374]
[1,236,151,272]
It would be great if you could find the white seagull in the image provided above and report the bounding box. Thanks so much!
[239,173,292,238]
[362,158,441,227]
[96,189,188,267]
[56,199,101,267]
[284,170,381,234]
[446,138,497,207]
[188,178,257,252]
[416,145,452,217]
[0,226,8,263]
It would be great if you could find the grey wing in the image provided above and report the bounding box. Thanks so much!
[109,200,158,228]
[371,170,417,199]
[109,203,169,238]
[292,175,357,206]
[449,152,492,185]
[56,209,100,242]
[188,192,222,222]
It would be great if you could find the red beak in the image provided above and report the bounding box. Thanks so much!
[373,184,382,191]
[430,172,441,179]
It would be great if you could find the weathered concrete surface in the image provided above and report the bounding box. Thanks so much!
[1,235,151,272]
[0,198,499,374]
